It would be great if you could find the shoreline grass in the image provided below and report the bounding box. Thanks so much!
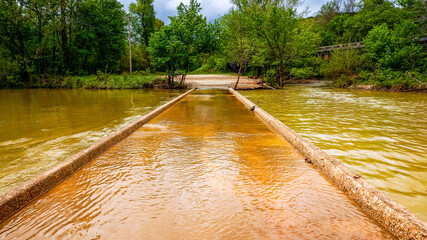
[1,74,168,89]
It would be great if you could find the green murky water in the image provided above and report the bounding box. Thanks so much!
[0,89,184,194]
[242,84,427,221]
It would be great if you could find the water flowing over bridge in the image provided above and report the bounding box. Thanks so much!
[0,82,426,239]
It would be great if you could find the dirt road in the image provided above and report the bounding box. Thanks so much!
[183,74,266,89]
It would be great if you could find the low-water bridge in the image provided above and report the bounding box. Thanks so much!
[0,82,426,239]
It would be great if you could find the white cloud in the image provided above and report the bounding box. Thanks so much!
[119,0,232,24]
[164,0,187,11]
[298,0,328,16]
[201,0,232,20]
[119,0,327,24]
[156,0,232,24]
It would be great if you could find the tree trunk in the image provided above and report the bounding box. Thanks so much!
[279,74,283,88]
[168,75,173,88]
[278,62,284,89]
[69,5,74,74]
[234,64,242,90]
[34,2,45,75]
[234,26,243,90]
[60,0,68,74]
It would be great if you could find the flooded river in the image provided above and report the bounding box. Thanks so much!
[242,85,427,221]
[0,89,184,195]
[0,90,392,239]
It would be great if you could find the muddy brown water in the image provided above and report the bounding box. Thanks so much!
[0,89,185,195]
[0,90,393,239]
[243,85,427,222]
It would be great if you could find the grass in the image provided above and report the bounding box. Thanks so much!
[25,73,167,89]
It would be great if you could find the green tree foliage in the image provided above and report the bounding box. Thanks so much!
[1,0,425,90]
[0,0,126,85]
[129,0,155,46]
[222,1,253,88]
[290,19,322,79]
[320,48,364,78]
[0,0,36,82]
[317,0,341,27]
[73,0,126,74]
[244,1,320,87]
[319,0,416,45]
[321,14,352,45]
[313,0,426,89]
[397,0,427,32]
[148,0,221,80]
[364,20,424,71]
[121,42,150,73]
[345,0,408,41]
[154,18,165,31]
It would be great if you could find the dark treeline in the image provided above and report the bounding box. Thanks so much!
[0,0,426,89]
[0,0,129,86]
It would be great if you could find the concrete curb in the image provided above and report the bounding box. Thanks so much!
[228,87,427,240]
[0,88,196,224]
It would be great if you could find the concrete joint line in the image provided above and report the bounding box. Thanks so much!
[228,87,427,240]
[0,88,196,224]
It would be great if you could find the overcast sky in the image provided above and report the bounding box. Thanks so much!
[118,0,328,24]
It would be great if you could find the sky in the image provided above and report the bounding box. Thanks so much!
[118,0,328,24]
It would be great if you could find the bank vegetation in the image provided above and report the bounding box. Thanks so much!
[0,0,426,90]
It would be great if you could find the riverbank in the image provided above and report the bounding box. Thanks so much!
[2,72,426,92]
[0,74,174,89]
[281,77,427,92]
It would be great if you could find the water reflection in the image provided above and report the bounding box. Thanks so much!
[0,90,392,239]
[0,89,184,194]
[242,84,427,221]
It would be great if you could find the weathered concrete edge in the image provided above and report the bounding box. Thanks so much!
[228,87,427,240]
[0,88,196,224]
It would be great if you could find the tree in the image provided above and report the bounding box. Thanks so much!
[317,0,342,27]
[321,14,352,45]
[223,1,251,89]
[0,0,35,82]
[397,0,427,32]
[129,0,155,46]
[72,0,126,74]
[247,1,301,87]
[364,20,424,71]
[154,18,164,31]
[149,0,219,86]
[343,0,406,41]
[343,0,358,13]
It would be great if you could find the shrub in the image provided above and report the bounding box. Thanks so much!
[265,69,278,87]
[321,48,364,78]
[363,20,424,71]
[290,67,314,79]
[332,75,356,88]
[360,69,425,89]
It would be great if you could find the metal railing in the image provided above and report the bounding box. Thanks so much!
[318,35,427,53]
[318,42,364,53]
